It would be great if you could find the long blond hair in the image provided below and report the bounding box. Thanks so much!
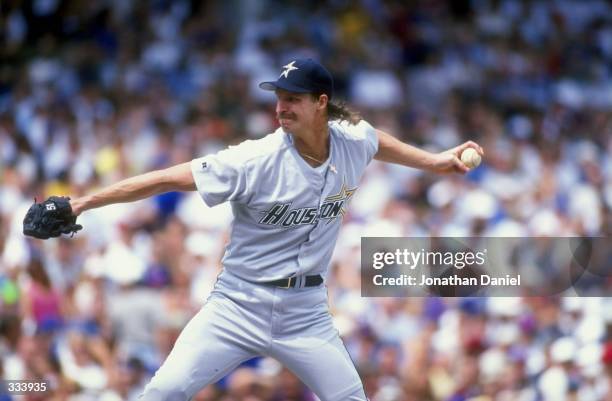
[312,93,362,125]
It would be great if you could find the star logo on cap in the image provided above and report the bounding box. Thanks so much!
[279,61,298,78]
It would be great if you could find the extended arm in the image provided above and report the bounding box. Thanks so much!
[71,162,195,215]
[374,129,484,174]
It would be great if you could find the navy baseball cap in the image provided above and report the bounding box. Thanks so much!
[259,58,334,99]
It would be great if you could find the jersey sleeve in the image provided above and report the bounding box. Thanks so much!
[340,119,379,164]
[191,145,251,207]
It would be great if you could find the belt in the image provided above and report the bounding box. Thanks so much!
[264,275,323,289]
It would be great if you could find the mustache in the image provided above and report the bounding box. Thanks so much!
[277,113,296,120]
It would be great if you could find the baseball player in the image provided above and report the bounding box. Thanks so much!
[28,59,483,400]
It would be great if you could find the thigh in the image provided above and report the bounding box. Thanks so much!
[271,333,367,401]
[139,299,259,401]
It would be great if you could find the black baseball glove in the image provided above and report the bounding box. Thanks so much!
[23,196,83,239]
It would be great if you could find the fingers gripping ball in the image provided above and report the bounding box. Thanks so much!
[460,148,482,169]
[23,196,83,239]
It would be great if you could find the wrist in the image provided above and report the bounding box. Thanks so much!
[423,153,441,172]
[70,196,89,216]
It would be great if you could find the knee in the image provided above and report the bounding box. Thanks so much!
[139,384,189,401]
[325,384,368,401]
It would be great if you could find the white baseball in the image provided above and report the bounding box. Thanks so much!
[461,148,482,169]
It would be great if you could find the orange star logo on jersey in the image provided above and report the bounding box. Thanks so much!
[325,182,356,203]
[323,180,357,223]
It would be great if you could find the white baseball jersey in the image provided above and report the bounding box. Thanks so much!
[190,119,378,282]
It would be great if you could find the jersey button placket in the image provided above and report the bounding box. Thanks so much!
[295,166,330,276]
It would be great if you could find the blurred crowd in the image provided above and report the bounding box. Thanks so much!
[1,0,611,400]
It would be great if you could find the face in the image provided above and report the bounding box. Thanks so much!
[275,89,326,134]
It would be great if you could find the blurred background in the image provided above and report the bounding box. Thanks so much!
[1,0,611,400]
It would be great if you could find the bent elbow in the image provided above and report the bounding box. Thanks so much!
[161,162,197,192]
